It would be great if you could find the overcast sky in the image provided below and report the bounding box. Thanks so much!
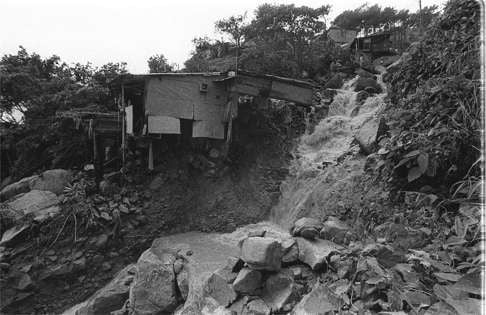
[1,0,445,73]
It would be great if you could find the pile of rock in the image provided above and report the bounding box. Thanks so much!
[0,168,153,312]
[62,213,482,315]
[63,222,349,315]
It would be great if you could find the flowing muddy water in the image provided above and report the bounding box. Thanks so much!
[271,73,387,228]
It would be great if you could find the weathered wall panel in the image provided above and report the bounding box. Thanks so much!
[193,120,225,139]
[148,115,180,134]
[144,76,227,121]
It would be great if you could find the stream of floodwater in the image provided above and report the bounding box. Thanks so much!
[271,73,387,228]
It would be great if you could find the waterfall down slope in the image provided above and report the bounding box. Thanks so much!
[271,73,387,228]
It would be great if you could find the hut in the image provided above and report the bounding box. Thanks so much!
[111,71,315,170]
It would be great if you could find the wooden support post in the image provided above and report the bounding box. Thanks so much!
[121,84,126,183]
[222,93,238,157]
[93,130,104,188]
[148,140,154,171]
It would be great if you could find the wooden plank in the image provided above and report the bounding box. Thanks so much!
[269,81,313,105]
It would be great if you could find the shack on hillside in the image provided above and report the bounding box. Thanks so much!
[115,71,314,139]
[110,71,315,170]
[350,27,410,57]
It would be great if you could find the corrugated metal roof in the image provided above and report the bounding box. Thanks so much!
[113,71,316,88]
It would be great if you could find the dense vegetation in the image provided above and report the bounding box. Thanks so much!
[0,47,127,181]
[184,4,352,79]
[333,4,439,30]
[382,0,481,204]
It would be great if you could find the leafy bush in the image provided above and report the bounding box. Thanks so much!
[382,0,481,198]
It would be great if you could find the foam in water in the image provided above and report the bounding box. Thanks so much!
[271,73,387,227]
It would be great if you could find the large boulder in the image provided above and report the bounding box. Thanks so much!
[205,271,237,307]
[354,116,388,155]
[296,238,343,270]
[262,270,296,312]
[319,217,353,245]
[152,232,240,314]
[0,175,38,201]
[291,217,321,240]
[233,268,262,295]
[281,238,299,264]
[68,264,136,315]
[30,169,71,195]
[129,248,178,314]
[240,237,282,271]
[5,190,60,224]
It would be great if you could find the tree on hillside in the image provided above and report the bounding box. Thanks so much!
[406,5,440,28]
[333,4,410,30]
[215,14,248,51]
[242,4,330,76]
[0,46,65,122]
[184,3,348,78]
[215,14,248,70]
[184,37,239,72]
[147,54,172,73]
